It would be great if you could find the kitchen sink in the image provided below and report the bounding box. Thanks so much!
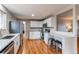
[1,36,14,39]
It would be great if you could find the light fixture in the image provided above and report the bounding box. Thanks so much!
[66,23,72,32]
[32,14,35,16]
[23,21,26,24]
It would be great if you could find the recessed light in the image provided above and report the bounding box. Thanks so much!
[32,14,35,16]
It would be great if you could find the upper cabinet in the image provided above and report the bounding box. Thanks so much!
[47,17,53,27]
[43,17,55,27]
[30,17,55,28]
[43,19,47,24]
[30,21,43,27]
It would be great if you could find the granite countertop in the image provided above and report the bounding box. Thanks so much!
[0,33,20,53]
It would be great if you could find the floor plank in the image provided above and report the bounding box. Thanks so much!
[77,37,79,54]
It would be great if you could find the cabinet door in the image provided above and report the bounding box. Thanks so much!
[43,19,47,24]
[47,18,52,27]
[14,39,18,53]
[14,36,20,53]
[29,31,41,39]
[30,21,42,27]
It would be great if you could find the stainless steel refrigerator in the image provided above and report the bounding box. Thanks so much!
[9,21,24,34]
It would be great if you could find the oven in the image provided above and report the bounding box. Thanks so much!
[0,41,14,54]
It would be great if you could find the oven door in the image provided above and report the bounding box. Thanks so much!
[2,41,14,54]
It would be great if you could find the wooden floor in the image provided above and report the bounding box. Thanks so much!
[77,37,79,54]
[17,38,62,54]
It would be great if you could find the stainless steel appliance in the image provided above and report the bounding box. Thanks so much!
[0,41,14,54]
[9,21,24,34]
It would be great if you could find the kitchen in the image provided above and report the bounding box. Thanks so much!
[0,4,78,54]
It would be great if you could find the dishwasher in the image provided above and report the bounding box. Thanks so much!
[0,41,14,54]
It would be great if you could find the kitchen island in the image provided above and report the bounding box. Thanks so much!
[50,31,77,54]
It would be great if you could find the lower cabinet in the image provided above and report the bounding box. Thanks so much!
[29,31,41,39]
[14,35,20,54]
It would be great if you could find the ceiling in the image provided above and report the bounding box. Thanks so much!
[3,4,71,20]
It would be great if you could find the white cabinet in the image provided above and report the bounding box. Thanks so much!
[43,17,55,27]
[47,17,56,27]
[47,17,52,27]
[30,21,43,27]
[14,35,20,54]
[29,31,41,39]
[43,19,47,24]
[51,32,77,54]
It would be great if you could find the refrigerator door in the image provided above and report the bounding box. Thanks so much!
[9,21,20,33]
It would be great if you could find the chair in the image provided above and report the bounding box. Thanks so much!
[55,40,62,53]
[48,38,56,48]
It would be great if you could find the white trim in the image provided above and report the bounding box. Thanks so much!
[72,5,77,54]
[73,5,77,37]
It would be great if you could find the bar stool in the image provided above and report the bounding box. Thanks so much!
[51,38,56,49]
[55,40,62,53]
[48,38,56,48]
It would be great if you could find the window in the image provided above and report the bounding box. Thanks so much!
[0,11,1,29]
[0,10,6,29]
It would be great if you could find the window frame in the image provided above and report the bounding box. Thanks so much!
[0,10,7,30]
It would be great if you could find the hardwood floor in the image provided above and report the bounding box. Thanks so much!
[77,37,79,54]
[17,38,62,54]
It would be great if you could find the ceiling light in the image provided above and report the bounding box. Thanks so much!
[32,14,35,16]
